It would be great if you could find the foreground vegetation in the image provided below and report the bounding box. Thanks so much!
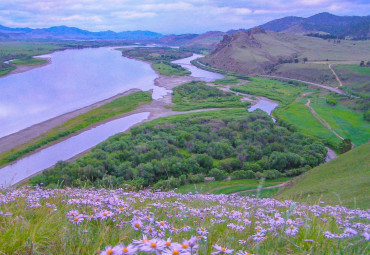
[278,142,370,209]
[30,109,326,189]
[0,92,152,166]
[0,187,369,254]
[172,81,249,111]
[120,47,192,76]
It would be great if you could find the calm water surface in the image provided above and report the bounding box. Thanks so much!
[0,47,157,138]
[172,54,224,82]
[0,112,150,187]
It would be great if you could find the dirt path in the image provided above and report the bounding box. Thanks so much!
[328,64,343,88]
[325,147,338,162]
[230,183,287,195]
[305,99,344,140]
[259,74,346,95]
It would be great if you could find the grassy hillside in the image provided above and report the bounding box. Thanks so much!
[202,29,370,85]
[278,142,370,209]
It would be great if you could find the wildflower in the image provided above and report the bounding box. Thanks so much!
[211,244,234,255]
[133,235,149,247]
[70,215,84,225]
[100,246,120,255]
[197,227,208,236]
[362,232,370,241]
[236,251,254,255]
[251,233,265,242]
[115,244,138,255]
[131,219,143,231]
[285,225,299,236]
[140,238,165,254]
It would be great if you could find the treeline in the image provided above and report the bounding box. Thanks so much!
[30,110,327,189]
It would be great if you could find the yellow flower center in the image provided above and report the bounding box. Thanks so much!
[107,249,113,255]
[160,222,164,226]
[74,218,79,222]
[221,248,226,252]
[103,212,108,216]
[290,225,294,229]
[182,244,188,249]
[123,248,128,253]
[120,207,124,211]
[166,241,171,246]
[201,228,205,231]
[173,251,180,255]
[150,243,157,248]
[135,223,140,228]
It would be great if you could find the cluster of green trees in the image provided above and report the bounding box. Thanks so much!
[30,110,327,189]
[172,81,249,110]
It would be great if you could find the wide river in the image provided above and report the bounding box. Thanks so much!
[0,48,278,188]
[0,47,158,138]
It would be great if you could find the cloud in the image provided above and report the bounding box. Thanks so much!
[0,0,368,33]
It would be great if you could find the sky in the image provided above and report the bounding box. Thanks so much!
[0,0,369,34]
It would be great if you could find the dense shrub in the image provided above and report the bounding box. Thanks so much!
[231,170,255,180]
[209,168,227,181]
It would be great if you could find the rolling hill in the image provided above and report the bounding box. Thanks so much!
[277,142,370,209]
[258,12,370,39]
[201,28,370,76]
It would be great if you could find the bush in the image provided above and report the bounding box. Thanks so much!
[263,170,283,180]
[187,174,205,184]
[231,170,255,180]
[218,158,242,172]
[243,162,262,172]
[209,168,227,181]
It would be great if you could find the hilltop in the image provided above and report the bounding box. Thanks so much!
[201,28,370,77]
[278,142,370,209]
[258,12,370,39]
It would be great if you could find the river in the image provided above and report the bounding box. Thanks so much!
[0,47,158,138]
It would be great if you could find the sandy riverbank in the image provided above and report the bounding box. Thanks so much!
[1,57,52,78]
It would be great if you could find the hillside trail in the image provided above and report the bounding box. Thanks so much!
[328,64,343,88]
[259,74,345,95]
[305,99,344,140]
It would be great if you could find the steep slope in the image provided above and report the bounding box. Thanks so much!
[184,31,225,50]
[278,142,370,209]
[259,12,370,39]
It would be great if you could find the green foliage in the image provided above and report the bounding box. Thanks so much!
[364,110,370,121]
[278,142,370,209]
[209,168,227,181]
[339,138,352,154]
[325,96,338,106]
[120,47,192,76]
[30,110,327,188]
[231,170,255,180]
[0,92,152,166]
[231,77,311,106]
[213,77,241,85]
[11,56,47,65]
[172,81,248,111]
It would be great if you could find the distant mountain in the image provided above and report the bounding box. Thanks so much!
[258,12,370,39]
[0,25,163,40]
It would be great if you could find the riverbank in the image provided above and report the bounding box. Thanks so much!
[1,57,51,78]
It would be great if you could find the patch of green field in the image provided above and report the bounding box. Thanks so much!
[213,76,241,85]
[279,100,342,147]
[310,96,370,147]
[0,92,152,166]
[152,61,190,76]
[231,77,311,105]
[278,142,370,209]
[176,178,290,194]
[11,57,47,66]
[120,47,192,76]
[341,64,370,75]
[0,65,16,76]
[172,81,249,111]
[238,187,280,198]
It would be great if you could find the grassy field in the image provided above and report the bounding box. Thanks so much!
[172,81,248,111]
[11,56,47,65]
[120,47,192,76]
[332,64,370,97]
[1,186,368,254]
[238,187,280,198]
[231,77,311,106]
[0,91,152,166]
[278,142,370,209]
[279,99,342,147]
[213,76,241,85]
[310,95,370,147]
[176,178,290,194]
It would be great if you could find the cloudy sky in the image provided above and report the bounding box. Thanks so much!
[0,0,369,34]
